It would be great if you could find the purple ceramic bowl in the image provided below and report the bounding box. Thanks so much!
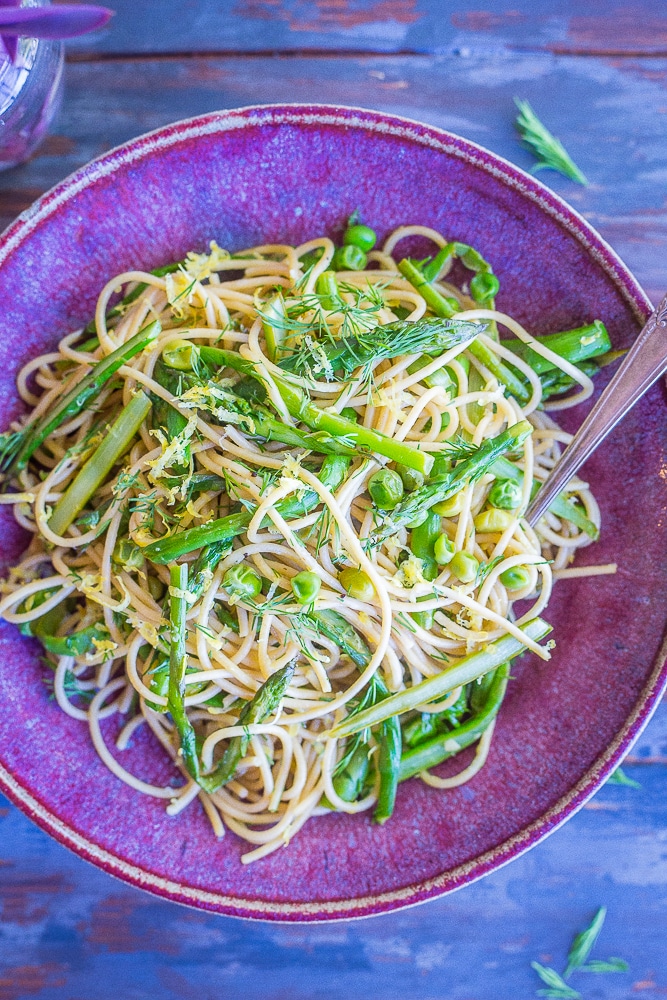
[0,105,665,922]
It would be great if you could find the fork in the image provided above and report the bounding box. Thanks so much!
[526,292,667,526]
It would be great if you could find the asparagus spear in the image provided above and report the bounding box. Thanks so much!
[188,539,235,601]
[198,662,295,793]
[0,321,160,480]
[143,454,350,563]
[168,563,200,780]
[49,391,152,536]
[398,258,529,397]
[198,346,433,476]
[159,352,358,458]
[398,662,510,780]
[306,608,372,669]
[333,742,370,801]
[328,618,551,739]
[503,321,611,376]
[402,687,469,748]
[372,674,401,824]
[371,420,533,546]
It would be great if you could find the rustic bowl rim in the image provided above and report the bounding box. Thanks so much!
[0,103,663,922]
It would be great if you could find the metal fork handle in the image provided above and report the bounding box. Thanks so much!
[525,292,667,527]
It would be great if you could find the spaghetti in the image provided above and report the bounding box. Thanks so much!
[0,221,615,863]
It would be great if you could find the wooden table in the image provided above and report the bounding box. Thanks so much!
[1,3,666,996]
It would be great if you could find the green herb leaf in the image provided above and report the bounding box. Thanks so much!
[564,907,606,977]
[607,766,641,788]
[514,99,588,186]
[531,962,581,999]
[579,958,629,973]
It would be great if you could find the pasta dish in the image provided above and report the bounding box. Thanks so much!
[0,219,616,863]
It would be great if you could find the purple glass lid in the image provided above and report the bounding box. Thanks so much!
[0,104,664,921]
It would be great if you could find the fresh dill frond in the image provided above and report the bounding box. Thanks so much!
[442,434,479,461]
[475,555,506,586]
[112,468,141,498]
[531,962,581,999]
[259,467,280,497]
[514,99,588,185]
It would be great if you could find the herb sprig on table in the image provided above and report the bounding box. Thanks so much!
[514,98,588,186]
[532,907,629,998]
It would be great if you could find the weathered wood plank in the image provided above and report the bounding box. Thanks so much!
[1,39,666,998]
[63,0,667,57]
[0,757,664,997]
[1,52,666,303]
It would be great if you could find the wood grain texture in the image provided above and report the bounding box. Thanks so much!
[2,51,667,303]
[0,748,665,998]
[63,0,667,57]
[1,23,667,997]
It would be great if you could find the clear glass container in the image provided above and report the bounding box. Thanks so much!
[0,1,64,171]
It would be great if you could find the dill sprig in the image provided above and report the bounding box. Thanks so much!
[280,315,478,387]
[531,907,629,998]
[514,99,588,186]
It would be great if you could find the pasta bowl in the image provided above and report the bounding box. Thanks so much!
[0,104,665,921]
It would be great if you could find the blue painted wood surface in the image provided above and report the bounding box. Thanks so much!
[65,0,667,56]
[1,3,667,995]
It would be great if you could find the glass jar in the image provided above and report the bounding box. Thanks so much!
[0,1,64,171]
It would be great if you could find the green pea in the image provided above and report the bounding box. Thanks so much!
[291,571,321,605]
[340,406,359,423]
[339,567,375,602]
[449,551,479,583]
[434,533,456,565]
[147,575,166,602]
[433,493,464,517]
[222,564,262,600]
[395,464,424,493]
[332,245,367,271]
[444,295,463,314]
[343,223,377,253]
[488,479,522,510]
[470,271,500,304]
[500,566,531,590]
[162,337,197,371]
[368,468,404,510]
[473,508,515,532]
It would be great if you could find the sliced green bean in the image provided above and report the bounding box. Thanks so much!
[144,454,350,564]
[1,321,160,479]
[168,563,200,780]
[307,608,371,669]
[399,662,510,781]
[198,662,295,793]
[329,618,551,739]
[49,392,152,536]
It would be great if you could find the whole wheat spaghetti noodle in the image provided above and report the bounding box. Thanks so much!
[0,222,615,863]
